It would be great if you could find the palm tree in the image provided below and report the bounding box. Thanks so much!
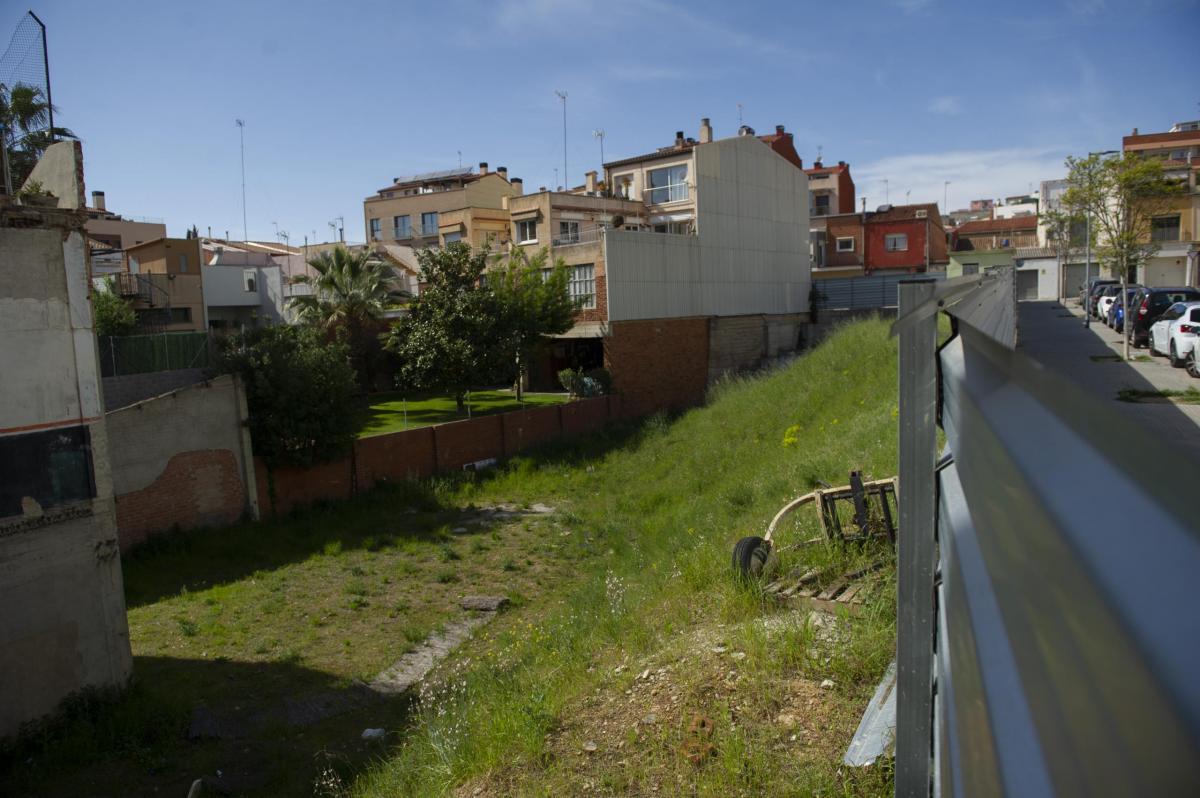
[289,245,398,389]
[1,82,76,188]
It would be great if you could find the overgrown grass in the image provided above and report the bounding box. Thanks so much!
[1116,386,1200,404]
[358,389,568,436]
[350,316,902,796]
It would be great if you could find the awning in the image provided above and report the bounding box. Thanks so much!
[554,322,607,339]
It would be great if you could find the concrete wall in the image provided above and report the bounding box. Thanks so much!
[1,187,133,739]
[604,135,811,321]
[201,263,285,326]
[1017,257,1060,300]
[947,250,1016,278]
[101,368,208,411]
[105,375,256,550]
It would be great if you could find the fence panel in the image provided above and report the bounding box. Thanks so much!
[887,269,1200,795]
[814,272,946,311]
[98,332,211,377]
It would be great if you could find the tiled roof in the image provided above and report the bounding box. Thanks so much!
[954,215,1039,235]
[868,203,943,224]
[804,163,848,175]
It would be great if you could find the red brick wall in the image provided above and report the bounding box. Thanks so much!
[502,405,563,456]
[433,415,505,471]
[256,455,353,516]
[576,273,608,323]
[116,449,245,550]
[605,317,710,418]
[561,396,609,436]
[355,427,437,489]
[865,218,929,272]
[826,215,864,268]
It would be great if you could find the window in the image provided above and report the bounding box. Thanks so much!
[178,254,188,272]
[615,174,635,199]
[369,218,382,240]
[810,231,826,268]
[653,221,690,235]
[1151,215,1181,242]
[885,233,908,252]
[0,426,94,518]
[813,194,830,216]
[244,269,257,292]
[646,164,688,204]
[517,219,537,243]
[558,221,580,244]
[169,307,192,324]
[393,215,411,239]
[421,212,438,236]
[962,263,980,275]
[443,231,462,244]
[836,236,855,253]
[569,264,596,309]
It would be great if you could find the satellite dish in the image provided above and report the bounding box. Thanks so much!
[611,214,625,228]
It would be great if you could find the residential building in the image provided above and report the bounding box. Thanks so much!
[1123,120,1200,287]
[83,190,165,250]
[1,141,133,738]
[121,237,207,332]
[993,194,1039,219]
[947,216,1042,295]
[202,247,287,331]
[513,118,814,413]
[363,163,520,249]
[813,203,947,279]
[805,160,855,218]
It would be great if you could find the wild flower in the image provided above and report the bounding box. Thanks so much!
[781,424,801,447]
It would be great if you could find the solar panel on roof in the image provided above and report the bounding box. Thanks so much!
[392,167,475,185]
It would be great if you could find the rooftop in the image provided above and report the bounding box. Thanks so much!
[954,215,1039,235]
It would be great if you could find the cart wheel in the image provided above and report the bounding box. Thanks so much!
[732,536,771,579]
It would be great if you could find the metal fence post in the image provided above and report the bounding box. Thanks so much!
[896,279,938,796]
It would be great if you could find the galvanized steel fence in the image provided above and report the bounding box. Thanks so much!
[814,272,947,311]
[98,332,211,377]
[890,270,1200,796]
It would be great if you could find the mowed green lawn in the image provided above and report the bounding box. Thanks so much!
[358,390,569,436]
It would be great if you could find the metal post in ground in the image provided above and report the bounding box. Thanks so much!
[895,279,938,796]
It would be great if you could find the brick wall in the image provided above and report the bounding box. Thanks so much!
[605,317,710,417]
[434,415,505,471]
[106,374,253,550]
[501,405,563,456]
[356,426,436,489]
[707,313,806,383]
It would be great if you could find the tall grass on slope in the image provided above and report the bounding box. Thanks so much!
[352,316,900,797]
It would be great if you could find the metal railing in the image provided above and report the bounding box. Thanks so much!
[886,270,1200,795]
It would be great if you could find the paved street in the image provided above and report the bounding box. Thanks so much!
[1017,300,1200,460]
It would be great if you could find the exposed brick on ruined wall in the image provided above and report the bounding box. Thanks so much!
[501,405,562,456]
[605,317,710,418]
[707,313,806,383]
[434,415,505,471]
[355,427,437,489]
[115,449,244,550]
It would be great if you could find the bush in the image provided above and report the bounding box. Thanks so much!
[218,325,359,469]
[557,367,609,398]
[92,279,136,337]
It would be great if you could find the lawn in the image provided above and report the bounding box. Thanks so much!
[3,316,902,797]
[358,389,569,436]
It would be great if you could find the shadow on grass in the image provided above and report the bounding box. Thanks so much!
[1,655,415,798]
[123,413,661,608]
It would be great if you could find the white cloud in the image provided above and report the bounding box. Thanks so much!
[854,147,1070,211]
[928,96,961,115]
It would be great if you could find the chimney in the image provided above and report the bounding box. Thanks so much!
[699,117,712,144]
[1132,127,1139,135]
[775,124,785,135]
[92,190,106,212]
[479,161,489,175]
[497,166,508,179]
[512,177,524,196]
[838,160,845,167]
[585,170,598,193]
[675,130,685,147]
[814,160,823,169]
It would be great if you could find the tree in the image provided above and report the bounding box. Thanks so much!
[289,245,397,390]
[1062,151,1183,358]
[218,325,359,471]
[384,243,511,412]
[1,82,76,188]
[92,278,136,337]
[489,247,583,400]
[1041,206,1083,300]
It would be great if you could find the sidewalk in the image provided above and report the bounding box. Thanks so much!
[1017,300,1200,460]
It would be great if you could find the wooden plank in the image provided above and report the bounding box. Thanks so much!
[817,580,849,602]
[837,584,863,604]
[813,490,828,538]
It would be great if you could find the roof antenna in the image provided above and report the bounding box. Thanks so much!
[737,102,744,126]
[817,144,823,162]
[458,150,462,169]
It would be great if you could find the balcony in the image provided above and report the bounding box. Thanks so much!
[644,184,689,205]
[553,227,604,248]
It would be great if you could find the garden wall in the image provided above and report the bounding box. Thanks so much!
[257,395,623,515]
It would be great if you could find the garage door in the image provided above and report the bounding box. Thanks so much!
[1017,269,1040,301]
[1063,264,1086,298]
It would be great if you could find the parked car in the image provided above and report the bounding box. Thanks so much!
[1149,301,1200,368]
[1189,347,1200,379]
[1128,287,1200,348]
[1095,285,1124,322]
[1108,287,1142,331]
[1080,278,1118,310]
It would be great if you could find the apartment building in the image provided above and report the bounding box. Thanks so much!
[506,119,812,414]
[815,203,947,279]
[806,160,857,275]
[947,215,1043,297]
[1123,120,1200,287]
[363,163,520,249]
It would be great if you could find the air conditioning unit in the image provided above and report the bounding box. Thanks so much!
[915,209,928,218]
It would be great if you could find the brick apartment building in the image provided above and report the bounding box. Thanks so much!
[816,202,948,278]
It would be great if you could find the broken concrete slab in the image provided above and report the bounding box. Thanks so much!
[369,614,493,696]
[459,595,509,612]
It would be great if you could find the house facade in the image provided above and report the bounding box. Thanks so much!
[121,237,207,332]
[1123,120,1200,287]
[814,203,947,279]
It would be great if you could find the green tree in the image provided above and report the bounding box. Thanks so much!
[1062,151,1183,357]
[489,247,583,400]
[1,82,76,188]
[288,245,397,390]
[384,242,510,412]
[91,278,136,337]
[218,325,359,472]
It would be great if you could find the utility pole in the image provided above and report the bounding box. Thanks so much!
[236,119,248,242]
[555,90,568,190]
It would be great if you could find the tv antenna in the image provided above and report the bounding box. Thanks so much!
[737,102,744,126]
[593,129,605,168]
[235,119,248,242]
[555,90,568,192]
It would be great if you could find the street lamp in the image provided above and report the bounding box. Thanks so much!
[1083,149,1119,329]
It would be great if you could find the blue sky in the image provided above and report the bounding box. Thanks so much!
[11,0,1199,243]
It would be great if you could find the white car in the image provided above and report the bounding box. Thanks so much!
[1149,301,1200,369]
[1096,293,1119,325]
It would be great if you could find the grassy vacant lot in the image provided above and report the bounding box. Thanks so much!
[359,390,568,436]
[2,316,901,797]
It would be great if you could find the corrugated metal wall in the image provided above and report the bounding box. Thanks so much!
[815,272,946,311]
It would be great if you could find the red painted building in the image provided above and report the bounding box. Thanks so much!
[819,203,948,275]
